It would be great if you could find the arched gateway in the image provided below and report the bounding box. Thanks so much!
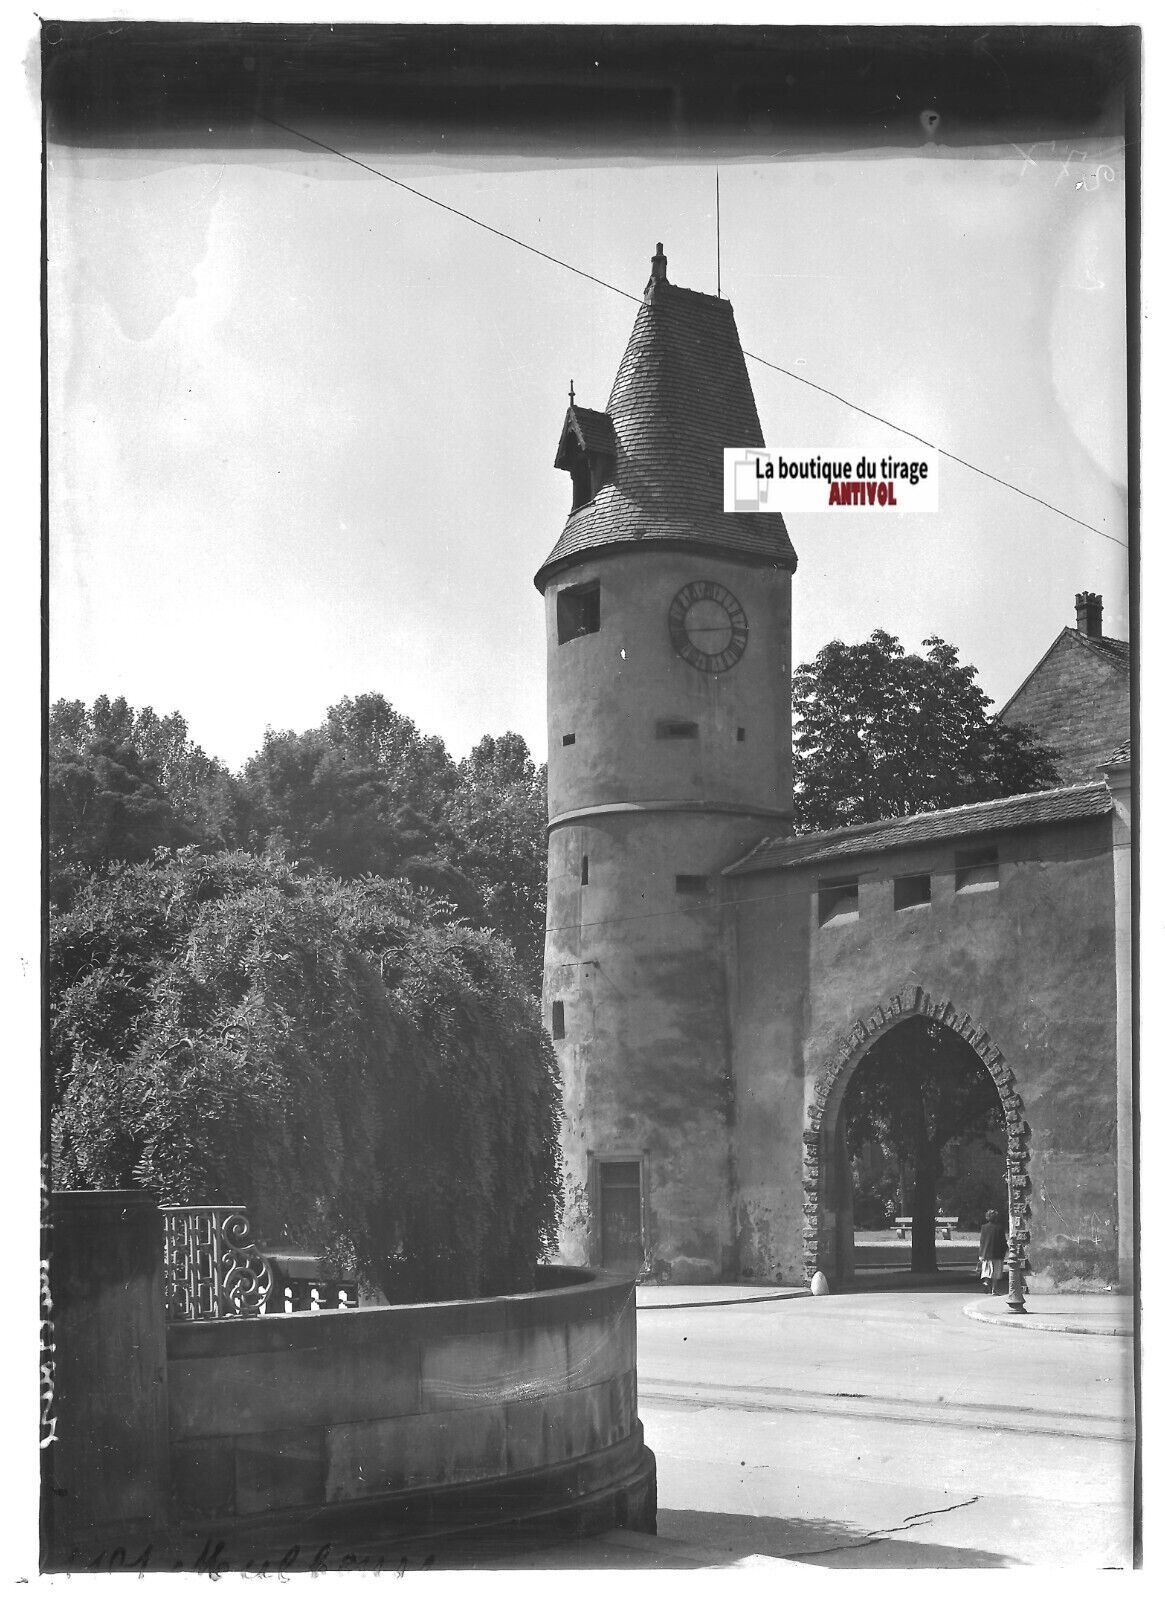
[802,985,1032,1285]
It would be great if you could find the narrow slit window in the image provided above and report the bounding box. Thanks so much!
[818,878,859,926]
[955,847,999,893]
[557,581,600,643]
[561,732,576,746]
[581,855,589,885]
[656,719,699,740]
[736,727,747,742]
[551,1001,565,1039]
[675,874,709,894]
[894,873,931,910]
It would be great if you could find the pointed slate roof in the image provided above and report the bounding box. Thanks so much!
[554,404,617,467]
[535,248,797,591]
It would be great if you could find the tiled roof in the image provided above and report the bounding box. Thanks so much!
[1080,633,1131,670]
[566,405,616,455]
[1101,737,1132,766]
[535,268,798,590]
[723,783,1113,876]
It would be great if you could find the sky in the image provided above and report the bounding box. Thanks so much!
[47,115,1129,773]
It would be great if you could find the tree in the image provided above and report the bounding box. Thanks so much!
[793,631,1062,832]
[446,733,548,994]
[238,695,477,910]
[844,1018,1004,1272]
[240,699,548,993]
[50,848,562,1302]
[49,732,195,874]
[48,696,240,888]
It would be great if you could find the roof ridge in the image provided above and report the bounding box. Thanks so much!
[786,780,1109,848]
[724,782,1113,877]
[654,281,734,306]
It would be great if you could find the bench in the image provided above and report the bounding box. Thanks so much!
[262,1250,359,1313]
[895,1215,958,1240]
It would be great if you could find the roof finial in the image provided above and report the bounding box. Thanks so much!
[568,379,575,407]
[644,241,668,302]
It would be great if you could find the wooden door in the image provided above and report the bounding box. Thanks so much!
[599,1161,643,1271]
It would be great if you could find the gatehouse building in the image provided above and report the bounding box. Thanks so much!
[536,245,1132,1291]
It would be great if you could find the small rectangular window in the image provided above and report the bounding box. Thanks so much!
[561,732,576,747]
[955,847,999,893]
[894,873,931,910]
[656,719,698,740]
[581,855,589,885]
[819,878,859,926]
[736,727,747,742]
[557,582,600,644]
[675,875,709,894]
[551,1001,565,1039]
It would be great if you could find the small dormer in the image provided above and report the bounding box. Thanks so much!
[554,387,617,512]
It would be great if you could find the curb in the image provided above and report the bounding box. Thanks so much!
[636,1290,810,1311]
[961,1302,1132,1337]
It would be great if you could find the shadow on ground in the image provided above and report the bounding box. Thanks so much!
[659,1508,1014,1568]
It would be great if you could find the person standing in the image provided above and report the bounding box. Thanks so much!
[979,1208,1008,1295]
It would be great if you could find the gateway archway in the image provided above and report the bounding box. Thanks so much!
[802,986,1032,1288]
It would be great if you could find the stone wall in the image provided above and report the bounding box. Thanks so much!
[166,1267,651,1541]
[543,548,794,1280]
[727,811,1122,1285]
[45,1191,171,1557]
[44,1197,655,1568]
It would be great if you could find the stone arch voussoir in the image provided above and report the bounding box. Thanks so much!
[801,986,1031,1281]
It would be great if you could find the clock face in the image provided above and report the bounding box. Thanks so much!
[668,580,749,673]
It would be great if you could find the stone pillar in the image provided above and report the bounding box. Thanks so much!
[44,1191,170,1564]
[834,1119,856,1284]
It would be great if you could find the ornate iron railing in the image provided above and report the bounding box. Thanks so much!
[161,1205,273,1321]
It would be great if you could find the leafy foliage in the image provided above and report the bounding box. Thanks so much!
[50,692,549,996]
[446,734,548,994]
[844,1018,1004,1272]
[50,849,562,1301]
[48,696,240,891]
[793,631,1062,832]
[239,695,547,992]
[239,723,469,901]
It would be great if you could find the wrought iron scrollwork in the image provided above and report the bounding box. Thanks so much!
[162,1205,272,1321]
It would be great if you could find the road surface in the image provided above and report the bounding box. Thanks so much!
[636,1280,1135,1567]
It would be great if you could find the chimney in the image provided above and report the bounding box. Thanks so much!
[1075,592,1103,638]
[644,241,668,302]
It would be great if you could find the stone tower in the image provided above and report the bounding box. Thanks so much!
[535,245,798,1282]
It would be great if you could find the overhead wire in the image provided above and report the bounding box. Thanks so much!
[258,113,1127,552]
